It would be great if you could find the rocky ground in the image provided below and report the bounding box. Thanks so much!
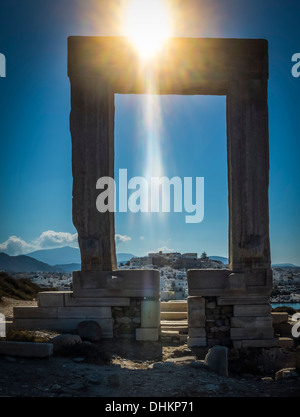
[0,296,37,319]
[1,298,300,398]
[0,338,300,398]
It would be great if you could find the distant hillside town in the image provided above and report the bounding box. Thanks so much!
[271,267,300,304]
[126,251,225,270]
[1,247,299,304]
[119,251,225,301]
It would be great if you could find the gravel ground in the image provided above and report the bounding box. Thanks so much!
[1,297,300,398]
[0,341,300,398]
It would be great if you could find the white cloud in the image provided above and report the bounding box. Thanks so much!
[140,236,144,240]
[34,230,78,249]
[0,236,34,256]
[153,245,174,253]
[0,231,78,256]
[115,234,132,246]
[0,231,133,256]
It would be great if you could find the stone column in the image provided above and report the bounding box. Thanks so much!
[227,77,270,271]
[70,76,117,271]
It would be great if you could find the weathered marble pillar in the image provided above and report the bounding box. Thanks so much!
[227,77,270,271]
[70,76,117,271]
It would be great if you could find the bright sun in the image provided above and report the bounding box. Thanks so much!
[124,0,172,59]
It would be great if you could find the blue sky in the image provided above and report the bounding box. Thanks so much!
[0,0,299,264]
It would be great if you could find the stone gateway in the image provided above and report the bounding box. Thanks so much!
[12,36,285,348]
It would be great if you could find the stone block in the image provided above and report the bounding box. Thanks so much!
[51,334,82,353]
[188,270,230,297]
[106,274,124,290]
[231,316,273,328]
[57,307,111,319]
[187,337,207,347]
[14,307,58,319]
[77,321,102,342]
[64,293,130,307]
[188,328,206,338]
[14,306,112,320]
[233,304,272,317]
[38,292,66,307]
[136,328,159,341]
[205,346,228,377]
[230,327,274,340]
[12,318,114,338]
[217,295,269,306]
[141,300,160,328]
[271,312,289,324]
[0,341,53,358]
[227,273,246,293]
[246,270,271,288]
[188,297,205,327]
[73,270,160,298]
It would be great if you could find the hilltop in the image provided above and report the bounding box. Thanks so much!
[0,272,43,301]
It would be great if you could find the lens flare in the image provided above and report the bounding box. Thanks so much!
[124,0,172,59]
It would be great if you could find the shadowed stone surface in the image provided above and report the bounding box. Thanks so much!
[51,334,82,353]
[0,341,53,358]
[205,345,228,377]
[77,320,102,342]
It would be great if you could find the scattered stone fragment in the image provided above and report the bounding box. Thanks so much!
[275,368,298,381]
[51,334,82,353]
[204,345,228,377]
[77,321,102,342]
[261,377,273,382]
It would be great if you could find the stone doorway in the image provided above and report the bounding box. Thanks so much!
[13,37,281,348]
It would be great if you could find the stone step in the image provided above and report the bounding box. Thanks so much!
[160,311,187,320]
[161,320,188,333]
[161,320,188,325]
[160,301,187,312]
[160,330,180,337]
